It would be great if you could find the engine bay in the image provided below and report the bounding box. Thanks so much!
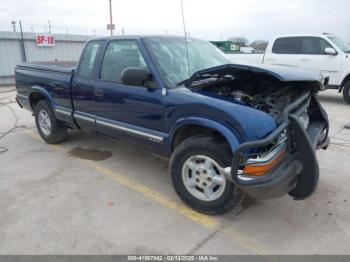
[193,75,313,124]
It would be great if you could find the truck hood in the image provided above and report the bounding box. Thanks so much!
[184,63,326,90]
[167,87,277,143]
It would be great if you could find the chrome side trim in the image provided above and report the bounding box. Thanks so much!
[320,70,339,74]
[55,108,72,116]
[74,112,95,123]
[96,118,164,143]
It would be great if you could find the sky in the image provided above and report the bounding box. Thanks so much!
[0,0,349,42]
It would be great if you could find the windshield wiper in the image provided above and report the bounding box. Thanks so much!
[176,79,188,86]
[179,73,230,88]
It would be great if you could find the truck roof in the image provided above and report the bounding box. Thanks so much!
[91,35,195,41]
[271,33,334,39]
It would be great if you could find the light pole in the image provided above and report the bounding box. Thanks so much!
[109,0,113,36]
[11,21,16,32]
[19,20,27,62]
[48,20,52,34]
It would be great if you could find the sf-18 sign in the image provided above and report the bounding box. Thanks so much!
[36,35,55,46]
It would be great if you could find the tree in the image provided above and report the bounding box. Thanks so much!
[227,36,249,47]
[249,40,268,53]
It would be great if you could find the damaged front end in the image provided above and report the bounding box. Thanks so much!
[230,93,329,200]
[185,64,330,200]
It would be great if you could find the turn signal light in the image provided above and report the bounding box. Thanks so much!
[243,148,286,176]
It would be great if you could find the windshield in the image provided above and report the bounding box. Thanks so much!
[143,37,230,86]
[327,36,350,53]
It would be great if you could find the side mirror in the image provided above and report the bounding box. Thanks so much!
[325,47,337,55]
[121,67,152,86]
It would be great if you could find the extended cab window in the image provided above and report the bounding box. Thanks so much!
[78,41,103,78]
[301,37,332,55]
[100,40,148,82]
[272,37,300,54]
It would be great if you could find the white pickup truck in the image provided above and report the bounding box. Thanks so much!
[227,34,350,104]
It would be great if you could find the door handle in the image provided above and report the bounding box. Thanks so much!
[301,59,311,62]
[266,58,275,61]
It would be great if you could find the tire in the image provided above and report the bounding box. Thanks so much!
[34,100,67,144]
[170,135,242,215]
[343,81,350,105]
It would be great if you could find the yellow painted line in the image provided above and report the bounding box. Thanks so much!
[25,130,217,229]
[84,160,217,228]
[25,130,272,254]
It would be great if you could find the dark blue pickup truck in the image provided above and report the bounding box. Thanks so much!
[15,35,329,214]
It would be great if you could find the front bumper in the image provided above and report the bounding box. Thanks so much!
[230,92,329,200]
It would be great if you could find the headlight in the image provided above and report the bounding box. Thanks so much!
[242,142,287,176]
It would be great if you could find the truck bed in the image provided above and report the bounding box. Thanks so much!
[15,61,76,125]
[17,61,77,74]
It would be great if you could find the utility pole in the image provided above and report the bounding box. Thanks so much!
[19,20,27,62]
[109,0,113,36]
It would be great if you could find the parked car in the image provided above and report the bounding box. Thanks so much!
[239,47,257,53]
[15,35,329,214]
[227,34,350,104]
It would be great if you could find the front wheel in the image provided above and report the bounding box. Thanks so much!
[34,100,67,144]
[170,135,242,215]
[343,81,350,104]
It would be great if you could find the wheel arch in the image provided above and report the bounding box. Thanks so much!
[340,74,350,104]
[339,73,350,92]
[169,117,240,155]
[28,86,55,111]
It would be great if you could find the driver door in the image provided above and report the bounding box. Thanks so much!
[92,39,167,149]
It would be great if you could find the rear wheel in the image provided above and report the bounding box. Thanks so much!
[343,81,350,104]
[34,100,67,144]
[170,135,242,215]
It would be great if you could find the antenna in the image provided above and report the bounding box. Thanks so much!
[180,0,191,75]
[347,23,350,49]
